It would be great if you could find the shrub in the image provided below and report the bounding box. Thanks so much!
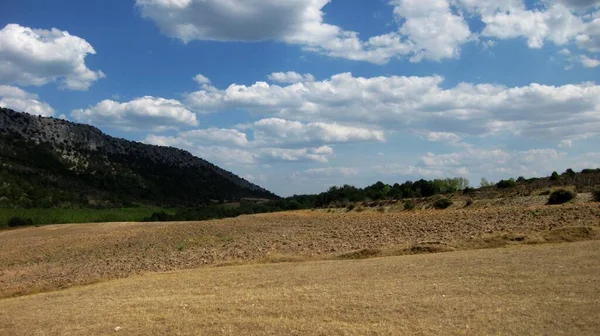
[480,178,493,187]
[377,207,386,213]
[516,176,526,183]
[550,171,560,181]
[286,200,302,211]
[403,200,415,211]
[8,217,34,227]
[496,178,517,189]
[465,198,473,207]
[346,203,355,211]
[462,187,475,195]
[433,198,453,210]
[593,190,600,202]
[547,189,576,205]
[145,211,173,222]
[355,206,365,212]
[563,168,576,178]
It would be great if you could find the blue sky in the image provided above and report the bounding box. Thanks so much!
[1,0,599,196]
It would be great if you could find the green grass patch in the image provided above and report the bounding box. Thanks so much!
[0,207,175,228]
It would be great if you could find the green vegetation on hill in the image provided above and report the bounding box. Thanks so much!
[0,207,173,228]
[0,199,310,228]
[0,108,277,209]
[2,108,600,228]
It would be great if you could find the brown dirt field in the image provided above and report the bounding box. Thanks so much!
[1,241,599,336]
[0,202,599,298]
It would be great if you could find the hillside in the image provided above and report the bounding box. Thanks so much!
[0,108,277,208]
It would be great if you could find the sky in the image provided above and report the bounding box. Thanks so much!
[1,0,600,196]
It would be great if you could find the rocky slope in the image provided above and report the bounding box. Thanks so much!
[0,108,276,207]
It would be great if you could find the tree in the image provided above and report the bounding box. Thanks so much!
[413,179,439,197]
[550,171,560,181]
[496,178,517,189]
[564,168,576,178]
[433,177,470,193]
[480,178,493,187]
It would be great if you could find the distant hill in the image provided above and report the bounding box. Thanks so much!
[0,108,277,208]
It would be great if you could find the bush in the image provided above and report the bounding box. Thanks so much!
[144,211,174,222]
[346,203,355,211]
[517,176,526,183]
[593,190,600,202]
[403,200,415,211]
[547,189,576,205]
[465,198,473,207]
[563,168,576,178]
[433,198,453,210]
[550,171,560,181]
[496,178,517,189]
[462,187,475,195]
[8,217,34,227]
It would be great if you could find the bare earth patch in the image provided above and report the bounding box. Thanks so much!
[0,203,599,297]
[1,241,599,335]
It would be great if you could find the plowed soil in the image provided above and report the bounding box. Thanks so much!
[1,202,599,298]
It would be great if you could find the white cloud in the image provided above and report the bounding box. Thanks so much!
[576,17,600,52]
[244,173,268,184]
[558,139,573,148]
[579,54,600,66]
[0,24,105,90]
[239,118,386,146]
[292,167,360,178]
[0,85,54,116]
[268,72,315,84]
[193,73,211,85]
[136,0,474,63]
[184,72,600,141]
[480,4,585,48]
[556,0,600,13]
[71,96,198,131]
[374,164,444,178]
[454,1,600,55]
[135,0,600,64]
[417,147,564,178]
[260,146,334,163]
[373,146,600,182]
[180,128,250,147]
[391,0,472,62]
[558,46,600,68]
[135,0,600,65]
[559,48,572,55]
[414,130,469,146]
[141,116,386,169]
[143,133,334,165]
[143,134,256,165]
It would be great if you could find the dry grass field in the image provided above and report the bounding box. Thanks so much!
[1,241,599,335]
[0,201,599,298]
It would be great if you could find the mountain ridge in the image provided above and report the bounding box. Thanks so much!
[0,107,277,208]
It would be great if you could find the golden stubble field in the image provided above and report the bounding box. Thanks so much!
[0,202,599,298]
[1,241,599,335]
